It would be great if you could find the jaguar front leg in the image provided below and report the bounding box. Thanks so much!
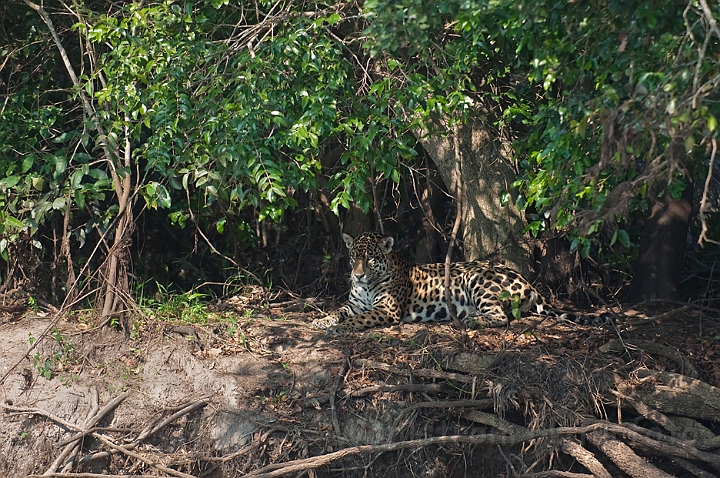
[316,295,402,335]
[311,304,355,330]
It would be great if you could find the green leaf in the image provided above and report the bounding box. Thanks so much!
[617,229,631,248]
[155,184,171,208]
[21,155,34,173]
[0,176,20,189]
[323,13,342,26]
[52,197,67,210]
[76,191,86,209]
[5,216,25,229]
[71,169,85,189]
[708,115,717,132]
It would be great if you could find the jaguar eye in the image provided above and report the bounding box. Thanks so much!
[368,258,375,266]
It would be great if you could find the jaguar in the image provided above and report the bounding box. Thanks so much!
[312,232,604,334]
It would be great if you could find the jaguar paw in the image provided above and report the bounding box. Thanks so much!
[311,314,339,329]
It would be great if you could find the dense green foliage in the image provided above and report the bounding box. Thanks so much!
[0,0,718,300]
[1,1,416,251]
[363,0,720,256]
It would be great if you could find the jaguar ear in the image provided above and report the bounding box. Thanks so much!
[341,233,354,249]
[378,236,394,253]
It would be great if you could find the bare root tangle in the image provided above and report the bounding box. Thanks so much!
[4,283,719,478]
[240,420,720,478]
[387,398,495,443]
[611,390,680,434]
[89,434,197,478]
[585,419,720,470]
[47,388,125,474]
[7,395,207,477]
[670,457,720,478]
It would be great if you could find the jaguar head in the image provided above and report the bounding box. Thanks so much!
[342,233,394,285]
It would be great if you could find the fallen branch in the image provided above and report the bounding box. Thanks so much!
[29,474,177,478]
[137,399,207,441]
[518,472,593,478]
[463,410,524,434]
[353,358,477,384]
[301,381,450,408]
[55,427,131,448]
[243,417,720,478]
[342,383,446,398]
[3,404,93,432]
[623,305,692,325]
[395,398,494,415]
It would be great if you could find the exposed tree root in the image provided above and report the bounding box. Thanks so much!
[617,370,720,423]
[586,429,674,478]
[560,439,612,478]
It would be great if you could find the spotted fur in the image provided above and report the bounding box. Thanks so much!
[312,233,605,334]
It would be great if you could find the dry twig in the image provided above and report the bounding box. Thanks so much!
[330,352,350,436]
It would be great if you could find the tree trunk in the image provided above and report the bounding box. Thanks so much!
[418,115,531,275]
[26,0,135,325]
[629,183,692,302]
